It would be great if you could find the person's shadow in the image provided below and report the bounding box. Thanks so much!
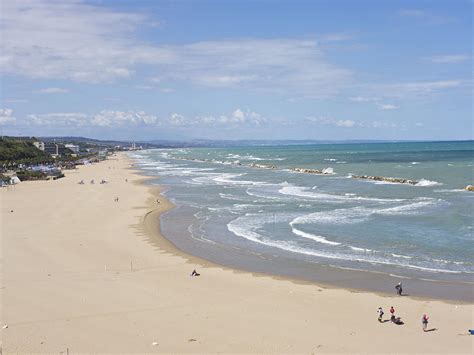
[425,328,438,332]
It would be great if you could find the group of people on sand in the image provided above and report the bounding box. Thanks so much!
[377,283,432,332]
[377,306,404,325]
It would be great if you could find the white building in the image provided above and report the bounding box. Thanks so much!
[33,141,45,151]
[65,144,80,153]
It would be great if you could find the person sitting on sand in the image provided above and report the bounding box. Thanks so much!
[191,269,200,277]
[377,307,384,322]
[422,314,429,331]
[393,317,404,325]
[395,282,402,296]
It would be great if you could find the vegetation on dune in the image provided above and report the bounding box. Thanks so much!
[0,137,52,165]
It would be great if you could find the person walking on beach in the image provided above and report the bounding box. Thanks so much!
[395,282,402,296]
[422,314,429,331]
[377,307,384,322]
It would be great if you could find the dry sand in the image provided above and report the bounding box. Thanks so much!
[1,153,472,353]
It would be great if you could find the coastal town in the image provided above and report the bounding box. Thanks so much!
[0,136,144,187]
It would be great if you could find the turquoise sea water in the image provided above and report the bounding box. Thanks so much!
[132,141,474,283]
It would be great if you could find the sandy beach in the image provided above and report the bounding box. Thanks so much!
[1,152,472,353]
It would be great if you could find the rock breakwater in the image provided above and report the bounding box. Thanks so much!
[350,174,418,185]
[290,167,333,175]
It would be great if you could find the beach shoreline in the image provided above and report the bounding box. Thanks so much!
[1,152,472,353]
[133,158,474,304]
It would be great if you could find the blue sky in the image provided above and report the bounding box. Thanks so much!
[0,0,472,141]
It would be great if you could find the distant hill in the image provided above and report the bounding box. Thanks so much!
[0,137,51,163]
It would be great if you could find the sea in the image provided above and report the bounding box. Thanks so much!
[130,141,474,298]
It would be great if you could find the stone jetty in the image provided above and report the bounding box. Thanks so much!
[350,174,418,185]
[249,163,276,169]
[290,167,332,175]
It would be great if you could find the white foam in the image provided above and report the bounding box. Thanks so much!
[279,186,404,203]
[290,226,341,246]
[322,167,335,174]
[227,215,465,274]
[415,179,442,187]
[290,198,439,226]
[350,246,374,253]
[227,153,286,161]
[374,199,439,216]
[391,253,412,259]
[212,173,270,186]
[291,207,369,225]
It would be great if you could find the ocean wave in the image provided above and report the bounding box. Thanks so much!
[415,179,443,187]
[290,225,341,246]
[324,158,337,162]
[219,193,246,201]
[191,173,271,187]
[434,188,467,193]
[246,188,292,201]
[291,207,370,225]
[212,173,271,186]
[374,199,441,216]
[278,186,405,203]
[322,167,335,174]
[350,246,374,253]
[290,198,440,226]
[227,153,286,161]
[227,215,466,274]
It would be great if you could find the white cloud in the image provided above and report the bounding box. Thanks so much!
[422,55,470,64]
[377,103,399,110]
[168,109,266,127]
[0,0,167,83]
[90,110,158,127]
[305,116,355,128]
[306,116,402,129]
[372,80,462,98]
[0,1,351,95]
[0,108,16,124]
[397,9,453,25]
[168,113,186,126]
[349,96,379,102]
[35,87,69,94]
[359,121,398,129]
[27,112,89,126]
[19,108,266,128]
[1,98,28,103]
[209,109,264,126]
[26,111,158,127]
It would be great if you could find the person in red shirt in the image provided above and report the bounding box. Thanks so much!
[390,306,396,322]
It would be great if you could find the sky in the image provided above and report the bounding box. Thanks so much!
[0,0,472,141]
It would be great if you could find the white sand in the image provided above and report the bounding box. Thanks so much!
[1,153,472,353]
